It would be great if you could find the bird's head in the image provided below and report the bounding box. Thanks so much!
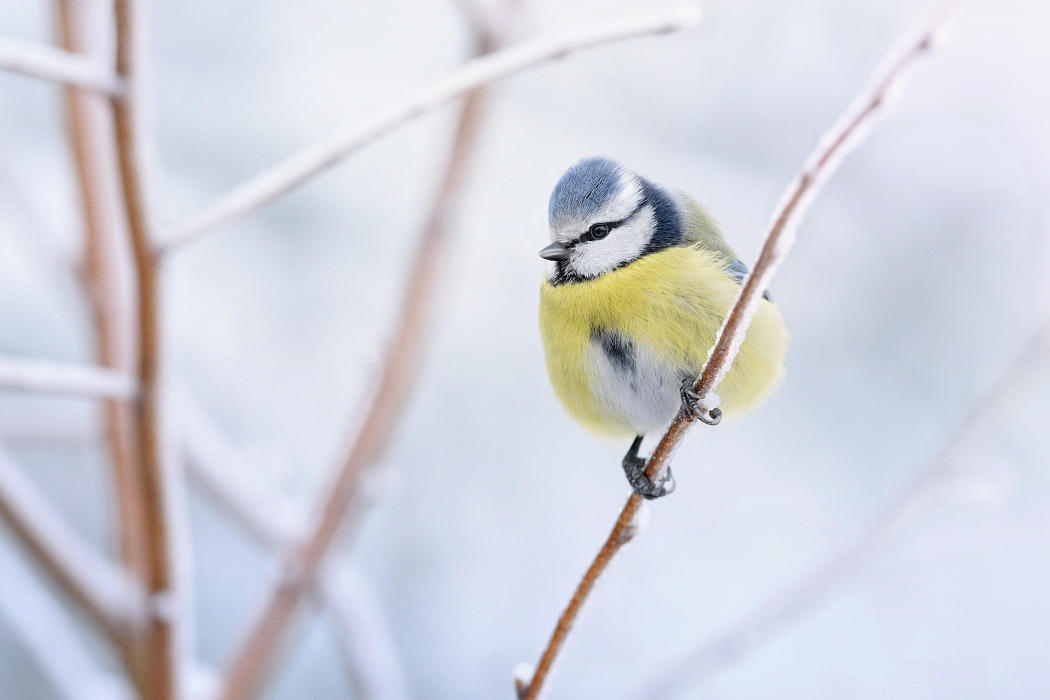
[541,157,681,284]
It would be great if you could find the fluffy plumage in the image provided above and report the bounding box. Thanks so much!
[539,157,788,439]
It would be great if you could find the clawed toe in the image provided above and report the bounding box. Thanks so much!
[681,377,721,425]
[621,435,675,500]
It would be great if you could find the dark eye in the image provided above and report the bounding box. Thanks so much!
[589,223,610,240]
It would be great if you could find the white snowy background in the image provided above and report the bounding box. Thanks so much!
[1,0,1049,698]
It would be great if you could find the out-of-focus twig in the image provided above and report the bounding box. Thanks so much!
[0,33,123,94]
[179,389,410,700]
[517,5,956,699]
[0,355,138,398]
[0,442,149,638]
[628,320,1050,700]
[157,4,700,253]
[0,537,137,700]
[57,0,148,593]
[110,0,178,696]
[214,2,543,693]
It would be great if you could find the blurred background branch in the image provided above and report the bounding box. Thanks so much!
[0,32,122,94]
[158,4,700,253]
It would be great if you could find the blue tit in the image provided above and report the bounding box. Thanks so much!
[538,157,788,499]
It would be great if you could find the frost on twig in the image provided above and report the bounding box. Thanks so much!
[0,355,138,399]
[0,442,149,638]
[0,538,137,700]
[627,321,1050,700]
[519,5,955,699]
[0,33,123,94]
[157,4,700,252]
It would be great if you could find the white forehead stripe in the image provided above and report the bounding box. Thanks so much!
[550,175,643,243]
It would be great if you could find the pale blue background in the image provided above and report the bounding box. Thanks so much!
[0,0,1048,698]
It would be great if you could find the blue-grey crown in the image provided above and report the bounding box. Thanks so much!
[548,156,628,228]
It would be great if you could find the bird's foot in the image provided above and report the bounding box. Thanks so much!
[622,435,675,500]
[681,377,721,425]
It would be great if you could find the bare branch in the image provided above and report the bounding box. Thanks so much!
[518,5,955,699]
[0,33,122,94]
[628,320,1050,700]
[0,537,137,700]
[110,0,179,695]
[0,355,138,399]
[56,0,152,609]
[157,4,701,253]
[0,442,150,638]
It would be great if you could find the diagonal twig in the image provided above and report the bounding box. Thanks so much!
[179,389,410,700]
[0,355,138,399]
[0,536,137,700]
[157,4,700,253]
[518,4,957,698]
[627,320,1050,700]
[0,33,123,94]
[0,442,149,638]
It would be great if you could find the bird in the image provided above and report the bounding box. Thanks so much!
[538,157,788,499]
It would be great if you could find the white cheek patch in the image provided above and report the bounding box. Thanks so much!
[570,206,654,278]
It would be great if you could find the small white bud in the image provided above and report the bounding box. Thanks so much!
[513,662,534,699]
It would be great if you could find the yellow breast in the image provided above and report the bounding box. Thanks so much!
[538,246,788,437]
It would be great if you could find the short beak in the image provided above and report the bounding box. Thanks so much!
[539,241,571,261]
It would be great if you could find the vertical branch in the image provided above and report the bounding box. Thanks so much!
[110,0,176,696]
[219,33,499,700]
[56,0,149,587]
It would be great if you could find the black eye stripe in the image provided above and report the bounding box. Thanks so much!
[574,200,647,245]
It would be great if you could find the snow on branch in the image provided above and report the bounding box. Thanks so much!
[178,389,412,700]
[0,442,150,639]
[0,355,138,399]
[517,4,956,699]
[0,538,136,700]
[0,34,123,94]
[157,4,701,253]
[628,320,1050,700]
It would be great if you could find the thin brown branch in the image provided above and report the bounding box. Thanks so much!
[0,355,137,398]
[0,32,123,94]
[628,320,1050,700]
[0,442,149,639]
[215,18,513,697]
[518,5,955,698]
[110,0,177,696]
[157,4,700,253]
[56,0,151,613]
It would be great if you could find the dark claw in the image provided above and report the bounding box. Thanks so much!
[681,377,722,425]
[621,435,675,500]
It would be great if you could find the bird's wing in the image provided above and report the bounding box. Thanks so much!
[673,189,739,260]
[675,189,772,302]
